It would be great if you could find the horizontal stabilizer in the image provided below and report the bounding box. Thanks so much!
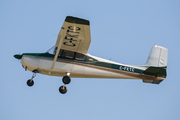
[142,66,167,84]
[142,79,163,84]
[142,67,167,78]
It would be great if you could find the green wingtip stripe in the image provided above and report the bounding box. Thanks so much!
[65,16,90,25]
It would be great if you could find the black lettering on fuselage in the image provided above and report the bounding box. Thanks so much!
[119,65,134,72]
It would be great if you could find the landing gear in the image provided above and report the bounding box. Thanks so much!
[27,79,34,86]
[59,73,71,94]
[26,70,71,94]
[27,70,37,87]
[59,85,67,94]
[62,76,71,84]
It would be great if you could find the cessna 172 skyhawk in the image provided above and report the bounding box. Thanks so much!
[14,16,168,94]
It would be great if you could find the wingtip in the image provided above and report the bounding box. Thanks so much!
[65,16,90,25]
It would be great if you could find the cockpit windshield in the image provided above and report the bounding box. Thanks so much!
[46,46,56,55]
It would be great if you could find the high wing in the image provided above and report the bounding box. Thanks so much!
[55,16,91,54]
[51,16,91,69]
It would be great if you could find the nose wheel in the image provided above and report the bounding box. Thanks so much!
[27,70,37,87]
[27,79,34,86]
[59,74,71,94]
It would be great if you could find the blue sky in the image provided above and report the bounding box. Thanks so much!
[1,0,180,120]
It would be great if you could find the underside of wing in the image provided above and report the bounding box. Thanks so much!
[55,16,91,54]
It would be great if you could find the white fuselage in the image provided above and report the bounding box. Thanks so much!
[21,53,163,81]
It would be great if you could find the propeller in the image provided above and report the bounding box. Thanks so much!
[14,54,22,60]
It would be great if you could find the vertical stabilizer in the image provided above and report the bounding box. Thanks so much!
[145,45,168,67]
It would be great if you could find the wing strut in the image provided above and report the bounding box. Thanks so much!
[51,36,64,70]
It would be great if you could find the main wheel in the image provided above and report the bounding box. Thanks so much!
[59,86,67,94]
[62,76,71,84]
[27,79,34,87]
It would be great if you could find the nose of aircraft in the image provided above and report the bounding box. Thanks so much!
[14,54,22,59]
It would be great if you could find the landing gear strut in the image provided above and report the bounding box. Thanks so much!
[27,70,37,87]
[59,73,71,94]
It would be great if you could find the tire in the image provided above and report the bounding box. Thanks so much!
[62,76,71,84]
[27,79,34,87]
[59,86,67,94]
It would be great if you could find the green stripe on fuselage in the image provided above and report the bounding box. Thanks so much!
[23,53,144,74]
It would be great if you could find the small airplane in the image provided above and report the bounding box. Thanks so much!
[14,16,168,94]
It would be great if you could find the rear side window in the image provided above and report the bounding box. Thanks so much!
[86,56,97,62]
[75,53,86,61]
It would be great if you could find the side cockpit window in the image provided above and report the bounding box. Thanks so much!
[46,46,97,61]
[46,46,74,59]
[59,50,74,59]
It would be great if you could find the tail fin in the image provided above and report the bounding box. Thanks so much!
[144,45,168,67]
[143,45,168,84]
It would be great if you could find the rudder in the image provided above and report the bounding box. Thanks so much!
[144,45,168,67]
